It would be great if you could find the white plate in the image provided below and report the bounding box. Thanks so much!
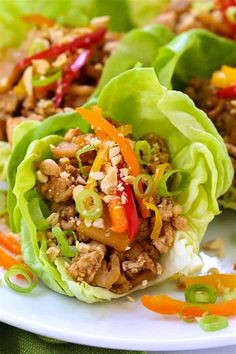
[1,210,236,351]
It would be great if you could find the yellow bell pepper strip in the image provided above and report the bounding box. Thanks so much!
[117,124,132,136]
[77,212,130,252]
[108,198,128,233]
[142,294,236,317]
[76,106,141,176]
[143,201,162,242]
[85,141,109,190]
[211,65,236,88]
[22,14,56,27]
[138,164,168,237]
[185,274,236,290]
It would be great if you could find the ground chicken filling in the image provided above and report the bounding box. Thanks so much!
[155,0,236,40]
[185,77,236,186]
[0,18,121,142]
[35,127,187,294]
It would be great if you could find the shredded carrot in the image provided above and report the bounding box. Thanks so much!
[142,294,236,317]
[0,232,21,255]
[22,14,56,27]
[76,106,141,176]
[108,198,128,233]
[185,274,236,290]
[0,247,21,269]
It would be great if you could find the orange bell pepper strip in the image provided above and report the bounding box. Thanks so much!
[76,106,141,176]
[0,232,21,255]
[22,14,56,27]
[142,294,236,317]
[0,247,21,269]
[185,274,236,290]
[108,198,128,233]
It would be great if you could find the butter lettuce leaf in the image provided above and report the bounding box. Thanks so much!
[0,142,11,182]
[8,68,232,302]
[94,24,174,97]
[153,29,236,208]
[153,29,236,89]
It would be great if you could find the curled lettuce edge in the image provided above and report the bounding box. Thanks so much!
[10,68,233,302]
[153,28,236,90]
[153,28,236,207]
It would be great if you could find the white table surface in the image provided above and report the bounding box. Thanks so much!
[151,346,236,354]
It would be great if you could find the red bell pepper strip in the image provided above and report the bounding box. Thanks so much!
[0,28,106,93]
[216,84,236,99]
[54,49,92,107]
[117,171,139,241]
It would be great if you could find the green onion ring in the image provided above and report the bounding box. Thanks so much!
[52,227,77,258]
[185,284,217,304]
[75,189,103,220]
[179,304,209,323]
[134,140,152,165]
[4,264,38,293]
[157,169,191,197]
[199,315,229,332]
[29,198,50,231]
[76,145,97,170]
[133,173,154,199]
[32,70,62,88]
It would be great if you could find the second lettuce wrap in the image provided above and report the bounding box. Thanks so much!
[8,68,232,302]
[154,29,236,208]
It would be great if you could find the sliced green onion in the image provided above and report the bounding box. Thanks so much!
[52,227,77,258]
[76,145,97,170]
[157,169,191,197]
[4,265,38,293]
[28,39,48,56]
[75,189,103,221]
[199,315,228,332]
[29,198,50,231]
[222,290,236,302]
[133,173,154,199]
[179,304,209,323]
[226,6,236,24]
[134,140,152,165]
[32,70,62,88]
[185,284,217,304]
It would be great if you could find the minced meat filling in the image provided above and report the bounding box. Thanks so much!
[185,77,236,186]
[0,20,121,142]
[155,0,234,39]
[37,128,187,294]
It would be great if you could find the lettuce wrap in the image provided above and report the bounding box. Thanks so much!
[0,23,173,182]
[154,29,236,208]
[7,68,232,302]
[0,0,171,50]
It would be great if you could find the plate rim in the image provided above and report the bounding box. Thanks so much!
[1,309,236,351]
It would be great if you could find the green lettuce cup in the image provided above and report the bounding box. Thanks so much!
[8,68,233,303]
[154,29,236,208]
